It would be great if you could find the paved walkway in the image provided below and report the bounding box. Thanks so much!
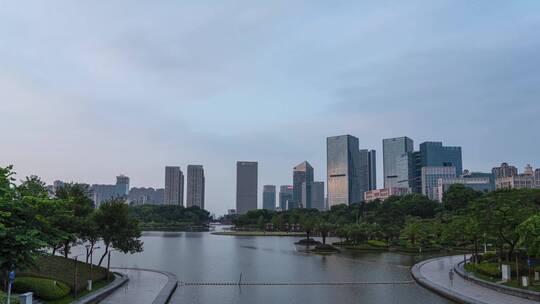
[100,269,168,304]
[414,255,537,304]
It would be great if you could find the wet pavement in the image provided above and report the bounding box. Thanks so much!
[100,268,168,304]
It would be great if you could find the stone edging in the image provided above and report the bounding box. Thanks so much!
[454,260,540,302]
[411,256,486,304]
[72,272,129,304]
[111,267,178,304]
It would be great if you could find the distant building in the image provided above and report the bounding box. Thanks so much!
[359,149,377,198]
[115,175,130,197]
[262,185,276,210]
[524,164,534,176]
[421,166,457,201]
[535,169,540,188]
[364,187,410,203]
[492,163,518,179]
[293,161,314,208]
[186,165,205,209]
[53,180,65,193]
[327,135,362,207]
[306,181,325,211]
[279,185,293,210]
[496,175,535,190]
[435,175,493,203]
[91,184,117,207]
[383,137,414,189]
[129,187,164,205]
[164,166,184,205]
[410,142,462,194]
[227,209,236,215]
[236,161,258,214]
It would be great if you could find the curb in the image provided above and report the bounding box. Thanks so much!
[72,272,129,304]
[411,256,486,304]
[111,267,178,304]
[454,261,540,302]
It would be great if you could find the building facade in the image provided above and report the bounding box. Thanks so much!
[115,175,130,197]
[496,175,535,190]
[421,166,457,201]
[436,177,493,202]
[327,135,361,207]
[536,169,540,188]
[128,187,164,205]
[308,181,325,211]
[383,137,414,189]
[164,166,184,205]
[293,161,314,208]
[364,187,410,203]
[262,185,276,210]
[186,165,205,209]
[279,185,293,210]
[359,149,377,198]
[492,163,518,179]
[236,161,258,214]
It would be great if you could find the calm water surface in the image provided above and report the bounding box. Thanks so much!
[104,230,453,304]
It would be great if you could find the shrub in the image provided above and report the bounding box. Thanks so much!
[0,291,19,304]
[13,277,71,300]
[475,262,501,278]
[481,251,498,262]
[367,240,388,247]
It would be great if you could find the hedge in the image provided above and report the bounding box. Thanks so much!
[0,291,20,304]
[13,277,71,300]
[367,240,388,247]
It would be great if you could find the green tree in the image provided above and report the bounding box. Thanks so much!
[442,184,483,213]
[95,199,143,266]
[517,214,540,258]
[299,215,317,241]
[315,222,334,245]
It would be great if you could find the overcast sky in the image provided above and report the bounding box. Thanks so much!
[1,1,539,215]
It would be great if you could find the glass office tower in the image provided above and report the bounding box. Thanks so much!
[236,161,258,214]
[279,185,293,210]
[383,137,414,188]
[262,185,276,210]
[293,161,314,208]
[327,135,361,207]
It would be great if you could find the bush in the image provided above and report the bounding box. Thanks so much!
[13,277,71,300]
[481,251,498,262]
[475,262,501,277]
[367,240,388,247]
[0,291,19,304]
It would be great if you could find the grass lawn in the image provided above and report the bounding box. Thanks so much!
[46,278,114,304]
[212,231,305,236]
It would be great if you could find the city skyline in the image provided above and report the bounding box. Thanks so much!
[2,1,540,216]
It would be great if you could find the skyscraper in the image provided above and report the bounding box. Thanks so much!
[115,175,130,197]
[186,165,205,209]
[359,149,377,198]
[327,135,361,207]
[383,137,414,188]
[411,142,462,194]
[164,166,184,205]
[309,181,325,211]
[293,161,314,208]
[262,185,276,210]
[236,161,258,214]
[279,185,293,210]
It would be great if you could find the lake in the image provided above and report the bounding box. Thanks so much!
[98,230,453,304]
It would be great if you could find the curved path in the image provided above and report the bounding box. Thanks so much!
[100,268,177,304]
[412,255,537,304]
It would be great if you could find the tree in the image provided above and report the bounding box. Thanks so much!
[299,215,317,241]
[95,199,143,266]
[442,184,483,213]
[401,217,423,247]
[0,167,47,290]
[315,222,334,245]
[398,194,438,219]
[517,214,540,258]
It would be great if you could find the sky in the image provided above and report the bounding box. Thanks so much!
[1,1,539,216]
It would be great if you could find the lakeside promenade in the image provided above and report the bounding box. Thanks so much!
[412,255,537,304]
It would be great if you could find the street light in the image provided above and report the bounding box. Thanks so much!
[85,245,101,291]
[72,254,85,299]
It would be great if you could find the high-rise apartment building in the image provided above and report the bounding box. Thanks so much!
[492,163,518,178]
[535,169,540,188]
[164,166,184,205]
[327,135,361,207]
[421,166,457,201]
[383,137,414,188]
[293,161,314,208]
[115,175,130,197]
[279,185,293,210]
[186,165,205,209]
[236,161,258,214]
[262,185,276,211]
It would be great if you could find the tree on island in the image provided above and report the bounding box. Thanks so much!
[315,222,334,245]
[95,198,143,266]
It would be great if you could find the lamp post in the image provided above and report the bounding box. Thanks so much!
[86,246,100,291]
[72,254,84,299]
